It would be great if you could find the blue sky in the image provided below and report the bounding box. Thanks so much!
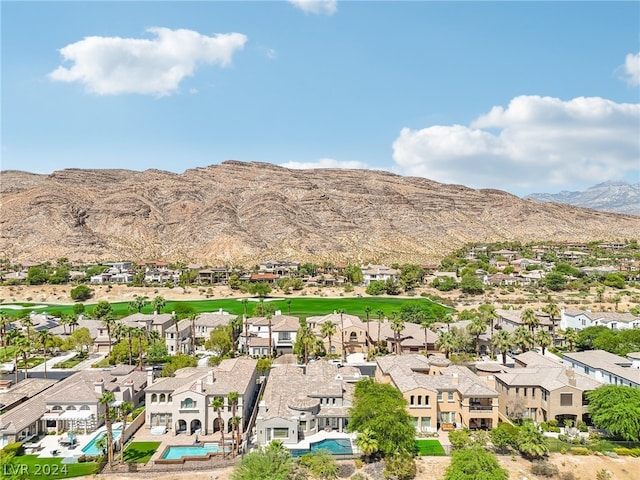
[2,0,639,196]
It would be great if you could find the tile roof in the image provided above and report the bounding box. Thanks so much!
[495,365,601,392]
[563,350,640,385]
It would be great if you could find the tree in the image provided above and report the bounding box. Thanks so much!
[99,391,116,467]
[151,295,166,313]
[366,280,387,296]
[160,354,197,377]
[467,315,487,358]
[383,451,416,480]
[249,282,271,298]
[535,329,552,355]
[448,429,472,449]
[521,308,539,335]
[355,428,378,463]
[490,423,519,454]
[363,305,372,356]
[460,274,484,294]
[118,401,134,464]
[205,326,233,357]
[493,330,512,364]
[390,314,405,355]
[564,327,579,351]
[66,327,94,355]
[70,285,94,301]
[343,264,363,284]
[542,303,560,344]
[231,442,293,480]
[26,265,48,285]
[517,421,548,459]
[228,391,240,456]
[587,385,640,441]
[420,320,432,354]
[347,378,415,456]
[211,397,226,447]
[543,272,567,291]
[38,330,53,379]
[299,450,339,480]
[399,263,425,291]
[436,331,456,359]
[444,445,508,480]
[129,296,148,313]
[512,326,533,353]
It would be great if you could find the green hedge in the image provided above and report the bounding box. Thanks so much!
[2,442,24,456]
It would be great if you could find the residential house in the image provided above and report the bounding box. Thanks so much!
[560,308,640,331]
[255,360,361,446]
[375,354,499,432]
[308,312,369,357]
[361,264,399,286]
[145,358,259,439]
[562,350,640,389]
[495,308,554,334]
[0,365,146,448]
[258,261,299,276]
[494,351,602,424]
[239,313,300,356]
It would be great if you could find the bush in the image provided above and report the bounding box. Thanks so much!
[613,447,640,457]
[559,472,576,480]
[530,460,559,477]
[2,442,24,456]
[570,446,590,455]
[70,284,94,301]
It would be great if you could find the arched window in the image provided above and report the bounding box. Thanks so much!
[167,394,172,403]
[80,405,90,410]
[349,332,357,342]
[182,398,196,409]
[159,393,166,403]
[410,395,415,405]
[66,405,76,410]
[151,394,158,403]
[52,405,62,411]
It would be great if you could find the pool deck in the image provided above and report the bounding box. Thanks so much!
[32,424,123,459]
[131,427,229,464]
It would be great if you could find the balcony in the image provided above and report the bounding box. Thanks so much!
[469,405,494,412]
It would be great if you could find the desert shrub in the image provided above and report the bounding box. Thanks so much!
[569,446,590,455]
[2,442,24,456]
[530,460,559,477]
[596,470,612,480]
[559,472,576,480]
[613,447,640,457]
[351,474,369,480]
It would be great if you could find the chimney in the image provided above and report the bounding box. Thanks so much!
[207,371,215,384]
[94,378,105,395]
[124,378,134,400]
[195,379,203,393]
[147,369,154,386]
[567,368,577,387]
[451,373,459,385]
[485,375,495,389]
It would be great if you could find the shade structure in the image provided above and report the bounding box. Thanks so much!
[59,410,93,421]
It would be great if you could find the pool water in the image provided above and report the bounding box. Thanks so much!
[161,443,221,460]
[81,429,122,456]
[290,438,353,457]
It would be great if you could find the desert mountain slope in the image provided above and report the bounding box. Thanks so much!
[526,181,640,216]
[1,161,639,265]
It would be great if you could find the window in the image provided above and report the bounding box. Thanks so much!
[421,417,431,428]
[52,405,62,411]
[300,421,306,431]
[350,332,357,342]
[560,393,573,406]
[66,405,76,410]
[80,405,90,410]
[448,392,454,402]
[410,395,415,405]
[278,332,291,341]
[273,428,288,439]
[159,393,166,403]
[532,389,536,399]
[417,396,422,405]
[181,398,196,409]
[151,394,158,403]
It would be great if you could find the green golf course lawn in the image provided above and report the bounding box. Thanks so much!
[1,296,451,320]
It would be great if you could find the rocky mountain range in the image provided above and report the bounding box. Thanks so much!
[526,181,640,216]
[1,161,639,266]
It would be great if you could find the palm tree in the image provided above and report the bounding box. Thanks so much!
[211,397,225,451]
[564,327,579,351]
[390,313,404,355]
[16,334,31,380]
[467,315,487,358]
[93,300,114,354]
[320,321,337,358]
[338,309,346,361]
[151,296,166,314]
[299,325,315,364]
[118,401,134,464]
[0,312,9,357]
[543,303,560,345]
[493,330,512,365]
[189,313,197,355]
[479,304,498,352]
[129,296,148,313]
[376,309,384,354]
[355,428,378,463]
[420,320,432,354]
[172,313,180,355]
[535,330,552,355]
[436,331,456,359]
[134,328,145,370]
[38,330,53,379]
[286,299,292,315]
[125,326,134,365]
[363,305,372,356]
[21,315,33,344]
[521,308,539,335]
[518,422,548,459]
[513,326,533,353]
[442,313,454,332]
[229,315,242,357]
[68,314,79,333]
[267,314,273,358]
[241,299,250,355]
[99,391,116,467]
[228,391,239,456]
[7,329,23,384]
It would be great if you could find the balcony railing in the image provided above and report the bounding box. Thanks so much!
[469,405,494,412]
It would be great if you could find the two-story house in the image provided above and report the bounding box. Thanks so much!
[562,350,640,389]
[239,313,300,356]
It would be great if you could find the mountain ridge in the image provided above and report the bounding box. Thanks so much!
[1,162,638,265]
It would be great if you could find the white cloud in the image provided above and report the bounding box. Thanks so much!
[288,0,337,15]
[266,48,278,60]
[392,96,640,193]
[624,52,640,86]
[48,27,247,96]
[281,158,368,170]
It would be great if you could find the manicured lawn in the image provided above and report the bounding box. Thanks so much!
[415,439,446,456]
[123,441,161,463]
[1,296,451,321]
[0,345,17,362]
[53,355,85,369]
[8,454,99,479]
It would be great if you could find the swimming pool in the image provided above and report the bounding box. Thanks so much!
[289,438,353,457]
[81,429,122,456]
[160,443,222,460]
